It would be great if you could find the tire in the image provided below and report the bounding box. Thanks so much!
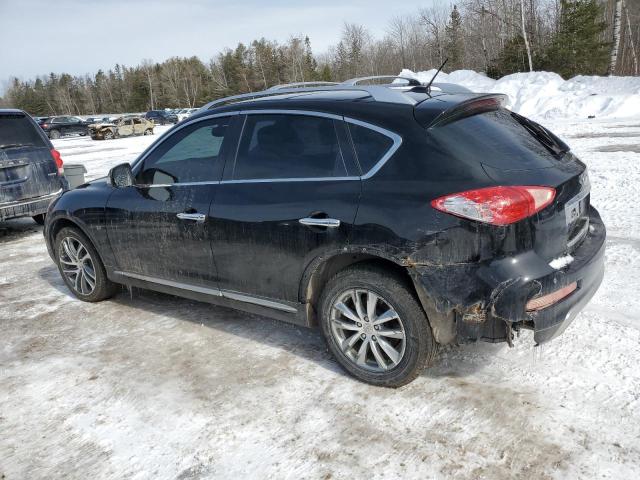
[32,214,45,225]
[319,264,437,387]
[144,129,153,135]
[54,226,117,302]
[49,130,61,139]
[104,130,114,140]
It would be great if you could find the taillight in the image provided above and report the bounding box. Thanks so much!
[42,123,48,128]
[50,148,64,175]
[431,186,556,225]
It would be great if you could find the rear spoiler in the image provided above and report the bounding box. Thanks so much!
[416,94,509,129]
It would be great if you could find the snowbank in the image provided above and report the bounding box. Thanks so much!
[400,68,640,120]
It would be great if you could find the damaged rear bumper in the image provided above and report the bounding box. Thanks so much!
[412,207,606,345]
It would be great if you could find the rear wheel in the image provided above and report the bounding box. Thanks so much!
[49,130,61,139]
[32,214,45,225]
[54,226,117,302]
[319,265,437,387]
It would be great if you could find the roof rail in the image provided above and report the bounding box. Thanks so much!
[341,75,422,87]
[201,84,417,110]
[267,81,339,91]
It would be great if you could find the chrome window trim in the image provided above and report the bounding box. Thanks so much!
[131,109,402,186]
[238,109,343,121]
[113,271,297,313]
[344,117,403,180]
[226,109,401,183]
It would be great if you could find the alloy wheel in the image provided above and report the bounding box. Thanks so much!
[329,289,406,372]
[58,236,97,295]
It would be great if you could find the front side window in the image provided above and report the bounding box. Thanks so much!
[137,117,231,185]
[233,114,346,180]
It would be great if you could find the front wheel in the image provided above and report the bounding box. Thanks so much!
[319,265,436,387]
[54,227,117,302]
[49,130,61,139]
[103,130,114,140]
[144,129,153,135]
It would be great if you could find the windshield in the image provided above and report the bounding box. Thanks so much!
[0,113,48,148]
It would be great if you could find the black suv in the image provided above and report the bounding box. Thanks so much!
[1,110,67,224]
[40,116,91,139]
[145,110,178,125]
[43,78,605,387]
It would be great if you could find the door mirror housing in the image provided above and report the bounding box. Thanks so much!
[108,162,134,188]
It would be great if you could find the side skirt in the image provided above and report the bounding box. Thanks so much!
[108,270,310,327]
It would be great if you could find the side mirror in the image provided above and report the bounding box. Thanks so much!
[108,162,134,188]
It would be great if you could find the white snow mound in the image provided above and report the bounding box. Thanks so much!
[400,68,640,120]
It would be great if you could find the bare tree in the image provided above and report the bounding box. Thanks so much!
[610,0,623,74]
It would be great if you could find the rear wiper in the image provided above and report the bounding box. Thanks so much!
[511,112,568,156]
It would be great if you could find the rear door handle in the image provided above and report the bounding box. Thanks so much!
[176,212,206,223]
[299,217,341,228]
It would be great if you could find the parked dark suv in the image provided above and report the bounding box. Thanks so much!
[43,78,605,386]
[145,110,178,125]
[40,116,91,139]
[1,109,67,224]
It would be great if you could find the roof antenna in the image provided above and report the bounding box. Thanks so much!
[425,58,448,94]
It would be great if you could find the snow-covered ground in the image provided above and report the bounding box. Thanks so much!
[1,115,640,478]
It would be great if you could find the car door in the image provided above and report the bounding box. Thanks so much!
[119,119,134,137]
[69,116,84,134]
[105,113,238,289]
[209,111,361,305]
[132,118,144,135]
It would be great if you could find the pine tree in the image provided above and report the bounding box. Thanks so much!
[541,0,609,78]
[444,5,464,70]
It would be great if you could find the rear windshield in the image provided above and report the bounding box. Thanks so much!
[0,113,48,149]
[430,108,562,170]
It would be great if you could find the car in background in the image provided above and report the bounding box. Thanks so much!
[39,116,91,139]
[89,116,154,140]
[85,116,113,124]
[1,109,67,224]
[176,108,198,122]
[145,110,178,125]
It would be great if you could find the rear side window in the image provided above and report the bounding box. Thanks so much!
[233,114,346,180]
[0,113,47,148]
[347,122,395,174]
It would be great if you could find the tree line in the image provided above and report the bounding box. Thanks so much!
[2,0,637,116]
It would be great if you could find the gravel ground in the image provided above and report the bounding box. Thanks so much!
[1,119,639,479]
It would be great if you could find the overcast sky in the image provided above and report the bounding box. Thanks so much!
[0,0,433,91]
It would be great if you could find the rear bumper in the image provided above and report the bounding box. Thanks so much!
[0,188,64,221]
[413,207,606,345]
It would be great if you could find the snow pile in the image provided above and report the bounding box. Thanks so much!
[401,68,640,120]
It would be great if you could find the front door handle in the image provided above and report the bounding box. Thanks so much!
[299,217,341,228]
[176,212,206,223]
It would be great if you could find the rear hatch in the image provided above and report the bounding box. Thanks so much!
[421,96,590,261]
[0,112,60,205]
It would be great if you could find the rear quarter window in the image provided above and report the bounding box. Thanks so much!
[0,113,47,148]
[347,122,395,174]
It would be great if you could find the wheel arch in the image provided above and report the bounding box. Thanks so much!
[301,250,418,327]
[48,216,107,269]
